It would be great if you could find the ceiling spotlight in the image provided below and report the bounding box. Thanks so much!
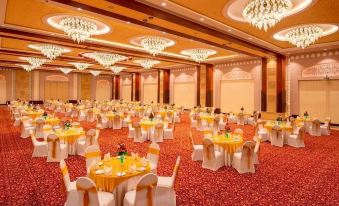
[77,8,82,11]
[200,18,204,21]
[161,2,166,6]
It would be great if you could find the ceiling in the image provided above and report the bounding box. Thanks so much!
[165,0,339,49]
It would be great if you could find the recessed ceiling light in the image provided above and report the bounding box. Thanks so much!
[161,2,166,6]
[162,31,166,34]
[200,18,204,21]
[249,37,252,40]
[77,8,82,11]
[323,49,328,51]
[228,29,232,32]
[126,21,130,24]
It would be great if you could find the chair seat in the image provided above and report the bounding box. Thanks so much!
[33,140,47,146]
[289,134,298,139]
[124,190,136,205]
[68,181,77,192]
[233,152,241,160]
[157,176,173,188]
[60,143,67,150]
[97,191,115,206]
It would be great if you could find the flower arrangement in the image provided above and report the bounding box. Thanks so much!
[43,111,48,119]
[117,143,128,164]
[225,124,231,138]
[149,112,154,120]
[64,120,71,130]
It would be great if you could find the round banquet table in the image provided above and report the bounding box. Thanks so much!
[55,128,85,155]
[265,122,293,142]
[211,134,243,166]
[89,156,150,206]
[201,115,215,124]
[27,111,44,119]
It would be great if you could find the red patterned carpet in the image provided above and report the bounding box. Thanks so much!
[0,106,338,206]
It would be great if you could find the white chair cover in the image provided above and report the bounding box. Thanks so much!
[150,123,164,143]
[85,145,101,174]
[146,143,160,174]
[288,127,306,148]
[311,119,321,136]
[30,130,47,157]
[232,141,255,174]
[47,134,68,162]
[189,132,203,161]
[202,138,224,171]
[270,125,284,147]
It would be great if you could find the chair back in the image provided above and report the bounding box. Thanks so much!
[154,123,164,139]
[312,119,321,134]
[43,124,53,139]
[86,129,97,146]
[146,142,160,167]
[35,118,45,136]
[47,134,62,162]
[84,145,101,173]
[298,127,306,141]
[135,173,158,206]
[202,138,215,160]
[271,125,282,139]
[241,141,255,169]
[133,123,142,139]
[76,177,99,206]
[60,159,71,191]
[171,156,181,187]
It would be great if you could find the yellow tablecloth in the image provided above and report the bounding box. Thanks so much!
[27,111,44,119]
[264,122,293,132]
[106,113,124,121]
[211,134,243,154]
[140,121,158,130]
[201,115,215,123]
[32,117,60,126]
[89,156,150,192]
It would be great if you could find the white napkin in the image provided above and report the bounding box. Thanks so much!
[104,166,112,175]
[104,153,111,160]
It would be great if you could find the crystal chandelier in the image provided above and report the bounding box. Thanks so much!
[89,70,101,76]
[285,25,323,49]
[19,57,48,68]
[181,49,216,63]
[59,68,73,74]
[29,44,70,60]
[140,36,174,56]
[110,66,125,74]
[17,64,34,72]
[243,0,292,31]
[59,16,98,43]
[134,59,160,69]
[83,52,128,68]
[69,62,92,71]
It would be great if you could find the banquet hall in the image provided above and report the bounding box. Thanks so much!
[0,0,339,205]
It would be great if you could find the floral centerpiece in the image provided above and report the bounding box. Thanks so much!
[304,111,309,119]
[64,120,71,130]
[42,111,48,120]
[117,143,128,164]
[149,112,154,121]
[225,124,231,138]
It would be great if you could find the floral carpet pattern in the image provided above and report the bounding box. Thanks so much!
[0,107,338,206]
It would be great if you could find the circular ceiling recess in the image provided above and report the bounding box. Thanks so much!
[45,14,111,35]
[223,0,316,22]
[273,24,338,48]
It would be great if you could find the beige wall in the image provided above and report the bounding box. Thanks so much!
[288,50,339,115]
[0,70,14,102]
[170,68,197,108]
[141,72,158,103]
[214,60,262,111]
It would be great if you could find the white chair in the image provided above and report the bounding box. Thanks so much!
[254,122,269,142]
[133,124,148,143]
[190,114,197,128]
[146,143,160,174]
[150,123,164,143]
[237,113,245,125]
[30,130,47,157]
[173,112,181,123]
[123,173,157,206]
[122,115,131,128]
[78,109,86,122]
[60,160,76,193]
[84,145,101,174]
[20,116,35,138]
[202,138,224,171]
[228,113,237,123]
[67,177,115,206]
[270,125,284,147]
[218,115,227,131]
[113,115,122,129]
[189,132,203,161]
[43,124,54,140]
[310,119,321,136]
[87,109,96,122]
[77,129,98,156]
[211,118,220,133]
[13,112,21,127]
[232,141,256,174]
[164,123,175,140]
[253,140,260,164]
[47,134,68,162]
[288,127,305,148]
[156,156,180,206]
[71,108,78,118]
[321,118,331,136]
[128,123,135,138]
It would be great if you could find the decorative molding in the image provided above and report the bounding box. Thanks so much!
[302,62,339,78]
[222,68,252,80]
[289,50,339,61]
[97,79,110,85]
[171,67,197,72]
[46,75,68,82]
[215,59,261,68]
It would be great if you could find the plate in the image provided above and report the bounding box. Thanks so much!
[98,162,103,166]
[95,170,104,175]
[116,171,126,177]
[137,167,146,172]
